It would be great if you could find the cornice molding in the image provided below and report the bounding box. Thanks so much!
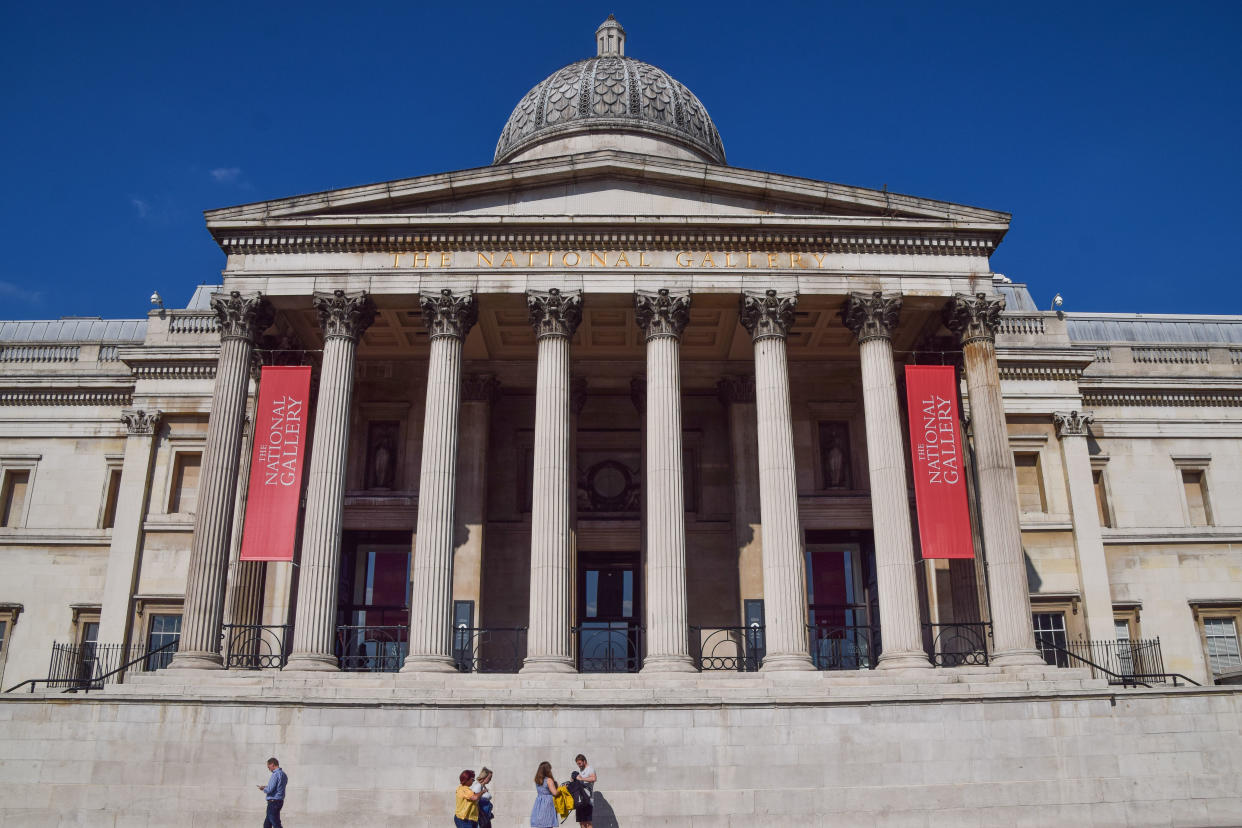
[0,389,133,406]
[132,363,217,381]
[214,228,1000,257]
[1082,389,1242,408]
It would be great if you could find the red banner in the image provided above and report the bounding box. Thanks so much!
[904,366,973,559]
[239,366,312,562]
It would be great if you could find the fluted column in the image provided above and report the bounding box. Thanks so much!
[635,288,695,673]
[522,288,583,673]
[171,292,272,669]
[841,291,931,670]
[1054,410,1116,643]
[224,408,265,632]
[453,374,500,623]
[945,293,1043,666]
[739,289,814,671]
[404,289,477,672]
[286,290,376,671]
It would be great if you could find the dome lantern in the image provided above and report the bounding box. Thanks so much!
[493,18,726,165]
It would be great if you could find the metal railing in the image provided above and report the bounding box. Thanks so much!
[808,624,878,670]
[6,638,179,693]
[222,624,291,669]
[335,625,408,672]
[574,623,643,673]
[452,626,527,673]
[1036,635,1199,687]
[923,622,991,667]
[690,625,764,672]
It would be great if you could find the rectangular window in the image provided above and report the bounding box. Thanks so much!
[0,469,30,527]
[1033,611,1068,667]
[1182,470,1210,527]
[0,619,6,652]
[101,468,123,529]
[145,614,181,671]
[1114,617,1135,675]
[77,620,101,683]
[1203,617,1241,676]
[1014,453,1046,513]
[168,453,202,514]
[1093,470,1112,528]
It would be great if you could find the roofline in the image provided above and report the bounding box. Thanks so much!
[203,149,1012,226]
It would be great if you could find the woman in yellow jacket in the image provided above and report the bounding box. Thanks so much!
[455,769,481,827]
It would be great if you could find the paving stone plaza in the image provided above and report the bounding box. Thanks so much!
[2,16,1241,827]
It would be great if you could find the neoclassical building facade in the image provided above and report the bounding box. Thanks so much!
[2,17,1240,696]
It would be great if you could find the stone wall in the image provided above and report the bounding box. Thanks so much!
[2,680,1240,827]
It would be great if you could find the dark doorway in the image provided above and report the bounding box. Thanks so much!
[576,551,641,672]
[336,530,412,671]
[804,529,878,669]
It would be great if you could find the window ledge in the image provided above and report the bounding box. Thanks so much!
[0,528,111,547]
[1102,527,1242,544]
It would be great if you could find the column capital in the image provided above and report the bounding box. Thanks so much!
[419,289,478,340]
[739,289,797,341]
[943,292,1006,345]
[313,290,377,342]
[634,288,691,340]
[461,373,501,403]
[211,291,273,342]
[121,408,162,435]
[1053,410,1095,438]
[717,374,756,405]
[841,291,903,343]
[527,288,583,339]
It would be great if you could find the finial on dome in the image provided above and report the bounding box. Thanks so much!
[596,15,625,56]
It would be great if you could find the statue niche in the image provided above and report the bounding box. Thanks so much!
[365,420,401,490]
[818,421,852,490]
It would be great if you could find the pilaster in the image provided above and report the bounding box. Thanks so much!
[719,376,761,615]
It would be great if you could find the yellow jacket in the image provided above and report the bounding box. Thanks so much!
[554,785,574,818]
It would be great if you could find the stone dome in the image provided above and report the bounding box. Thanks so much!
[493,16,726,165]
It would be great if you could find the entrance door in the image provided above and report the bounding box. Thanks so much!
[336,531,412,671]
[806,541,874,669]
[577,552,640,672]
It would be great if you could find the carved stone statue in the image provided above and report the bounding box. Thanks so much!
[371,439,393,490]
[825,436,846,488]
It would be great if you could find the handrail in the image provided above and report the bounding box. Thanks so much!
[1039,637,1149,688]
[1128,672,1201,687]
[75,638,181,692]
[4,638,179,694]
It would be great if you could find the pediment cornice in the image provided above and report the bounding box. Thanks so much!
[205,151,1010,248]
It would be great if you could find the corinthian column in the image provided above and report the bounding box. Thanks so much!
[1053,410,1115,644]
[739,289,813,671]
[522,288,583,673]
[944,292,1043,666]
[634,288,695,673]
[404,289,477,673]
[286,290,375,671]
[171,292,272,670]
[841,291,931,670]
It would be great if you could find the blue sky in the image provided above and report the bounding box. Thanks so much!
[2,1,1238,319]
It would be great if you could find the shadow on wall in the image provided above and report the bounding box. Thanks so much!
[1024,549,1042,593]
[592,793,620,828]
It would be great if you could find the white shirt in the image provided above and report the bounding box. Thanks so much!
[471,780,492,801]
[577,765,596,798]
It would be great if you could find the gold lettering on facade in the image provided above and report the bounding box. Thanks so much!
[789,252,803,269]
[413,252,430,268]
[478,252,494,267]
[813,253,828,267]
[767,252,780,268]
[615,252,631,267]
[440,252,452,267]
[676,251,693,267]
[562,251,581,267]
[589,251,608,267]
[388,250,837,269]
[501,252,517,267]
[726,252,739,268]
[746,252,756,267]
[701,252,716,268]
[639,252,651,267]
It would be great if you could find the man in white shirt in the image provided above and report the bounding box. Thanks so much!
[573,753,596,828]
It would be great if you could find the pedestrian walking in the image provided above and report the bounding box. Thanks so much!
[255,757,288,828]
[529,761,558,828]
[455,769,482,828]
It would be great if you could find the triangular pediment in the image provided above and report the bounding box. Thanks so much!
[204,150,1009,238]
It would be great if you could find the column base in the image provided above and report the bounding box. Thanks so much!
[990,648,1048,668]
[519,656,577,674]
[400,655,459,674]
[640,655,697,674]
[282,653,340,672]
[167,651,224,670]
[759,652,816,672]
[877,651,933,671]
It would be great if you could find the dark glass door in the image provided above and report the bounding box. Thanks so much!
[577,552,640,672]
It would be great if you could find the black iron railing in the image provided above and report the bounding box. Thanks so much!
[574,623,643,673]
[690,625,764,672]
[1035,634,1198,687]
[923,622,991,667]
[335,625,408,672]
[453,626,527,673]
[6,638,179,693]
[222,624,291,669]
[808,624,878,670]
